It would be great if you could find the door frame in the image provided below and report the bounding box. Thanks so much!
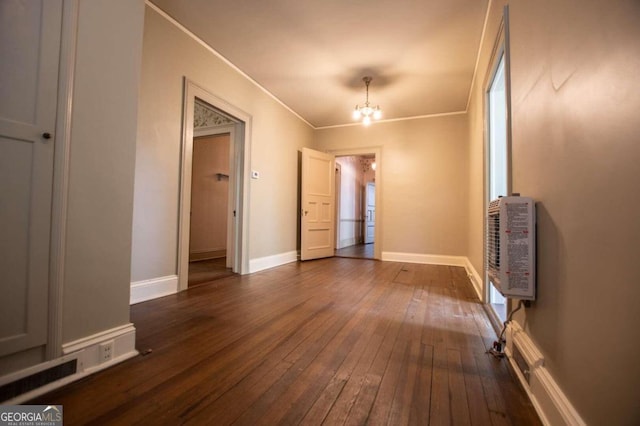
[47,0,79,360]
[178,79,251,291]
[334,162,342,250]
[328,146,382,260]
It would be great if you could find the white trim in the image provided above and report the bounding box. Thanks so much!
[533,367,587,426]
[193,123,234,138]
[2,324,137,405]
[130,275,178,304]
[47,0,79,361]
[505,322,587,426]
[62,323,135,355]
[381,252,468,267]
[463,258,483,300]
[179,79,251,295]
[249,251,298,273]
[144,1,312,129]
[465,0,493,111]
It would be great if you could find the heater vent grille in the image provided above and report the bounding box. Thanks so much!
[486,196,536,300]
[0,359,77,402]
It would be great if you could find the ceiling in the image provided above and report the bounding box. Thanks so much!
[150,0,489,128]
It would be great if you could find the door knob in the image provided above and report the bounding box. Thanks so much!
[42,132,52,139]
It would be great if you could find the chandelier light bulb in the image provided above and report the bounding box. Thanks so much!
[352,76,382,126]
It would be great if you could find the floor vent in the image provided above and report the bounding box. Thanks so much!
[0,359,77,402]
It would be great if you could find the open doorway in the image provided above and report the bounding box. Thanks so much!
[187,104,236,286]
[334,155,376,260]
[178,79,251,291]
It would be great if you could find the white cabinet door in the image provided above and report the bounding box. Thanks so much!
[300,148,335,261]
[0,0,62,356]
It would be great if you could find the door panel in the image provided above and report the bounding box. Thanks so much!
[0,0,62,356]
[301,148,335,260]
[365,182,375,244]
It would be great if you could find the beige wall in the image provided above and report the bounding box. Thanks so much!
[467,0,640,423]
[132,6,314,281]
[315,114,469,257]
[62,0,144,343]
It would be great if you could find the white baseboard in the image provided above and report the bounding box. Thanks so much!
[130,274,178,304]
[249,250,298,273]
[463,258,483,300]
[381,251,468,266]
[506,322,586,426]
[1,323,138,404]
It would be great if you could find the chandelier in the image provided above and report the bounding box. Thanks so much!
[352,76,382,126]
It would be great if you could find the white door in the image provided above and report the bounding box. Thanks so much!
[365,182,375,244]
[301,148,335,260]
[0,1,62,356]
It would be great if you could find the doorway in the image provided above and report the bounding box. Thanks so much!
[334,155,376,260]
[188,122,235,286]
[178,79,251,291]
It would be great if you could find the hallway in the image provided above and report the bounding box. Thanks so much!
[34,258,540,425]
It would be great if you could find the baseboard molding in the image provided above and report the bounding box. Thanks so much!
[1,323,137,404]
[249,251,298,273]
[381,251,468,266]
[506,322,586,426]
[463,258,483,300]
[130,275,178,305]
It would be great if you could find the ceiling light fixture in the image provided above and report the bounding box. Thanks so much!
[352,76,382,126]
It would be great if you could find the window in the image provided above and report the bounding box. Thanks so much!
[485,7,512,322]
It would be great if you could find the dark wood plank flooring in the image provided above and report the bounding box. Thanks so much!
[188,257,235,287]
[33,258,541,425]
[335,243,374,259]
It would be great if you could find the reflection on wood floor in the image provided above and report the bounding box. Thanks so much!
[188,257,235,287]
[34,258,541,425]
[335,243,374,259]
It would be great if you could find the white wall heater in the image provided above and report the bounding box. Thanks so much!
[486,196,536,301]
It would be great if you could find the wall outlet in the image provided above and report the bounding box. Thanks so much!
[99,341,114,363]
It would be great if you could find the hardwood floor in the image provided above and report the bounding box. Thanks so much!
[335,243,375,259]
[188,257,235,287]
[33,258,541,425]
